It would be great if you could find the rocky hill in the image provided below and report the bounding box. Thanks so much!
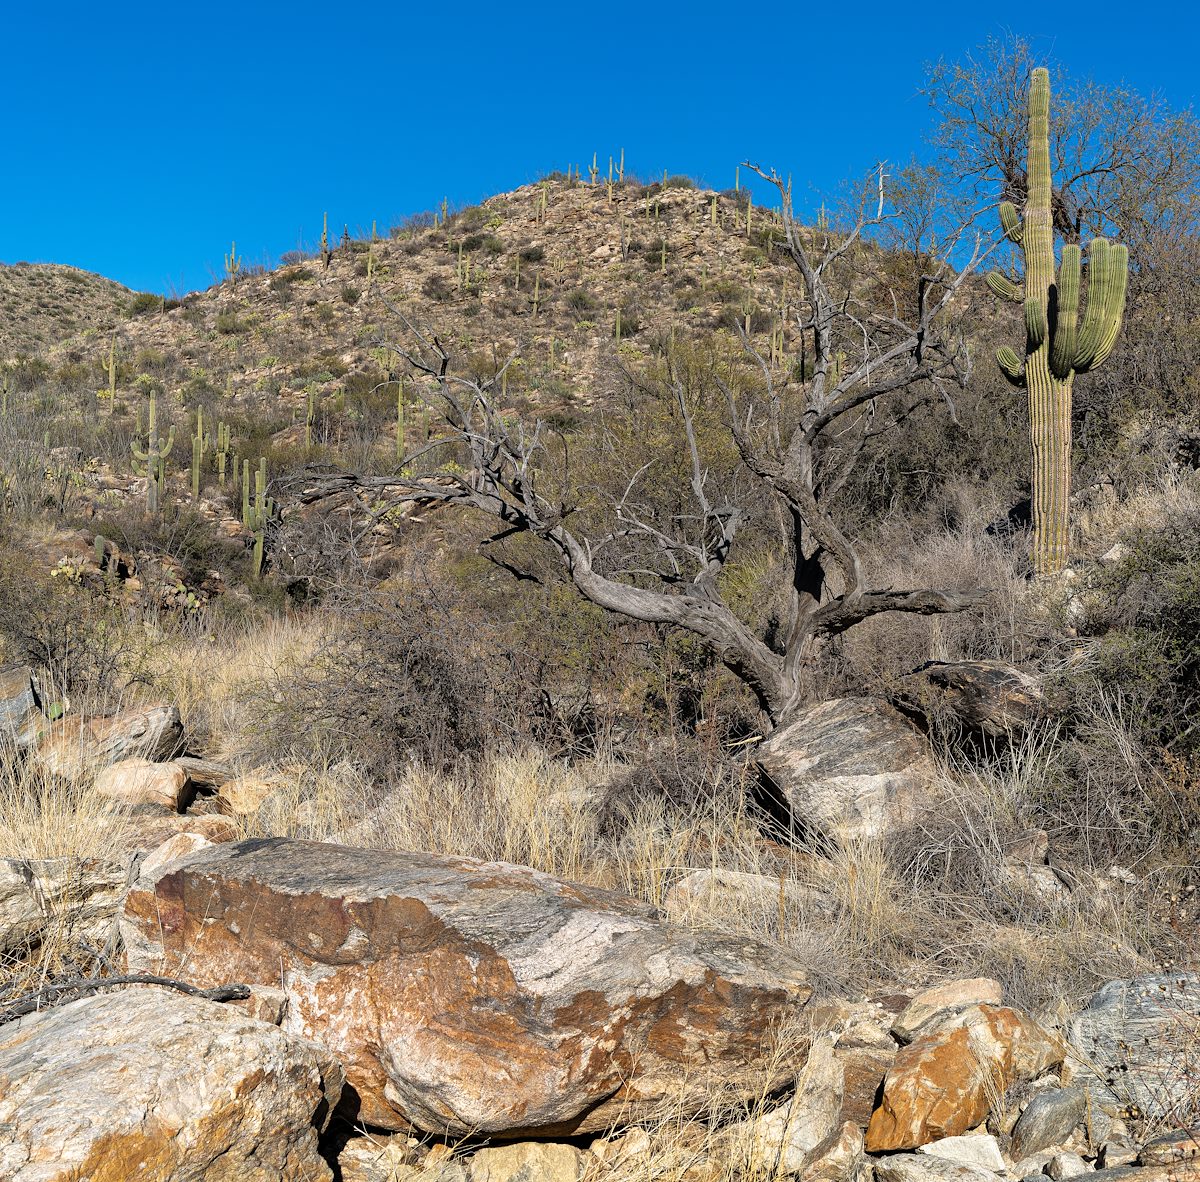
[0,262,137,357]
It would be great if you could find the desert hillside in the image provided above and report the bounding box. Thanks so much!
[1,46,1198,1182]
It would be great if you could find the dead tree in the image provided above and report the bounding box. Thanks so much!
[288,165,993,729]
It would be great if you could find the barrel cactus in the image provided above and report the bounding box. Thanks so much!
[990,67,1129,575]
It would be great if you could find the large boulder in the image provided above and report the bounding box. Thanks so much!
[897,661,1046,740]
[35,703,183,779]
[1068,972,1200,1124]
[0,664,43,750]
[866,1005,1063,1151]
[756,697,935,844]
[0,987,343,1181]
[122,837,814,1137]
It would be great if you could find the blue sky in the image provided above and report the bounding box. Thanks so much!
[4,1,1196,294]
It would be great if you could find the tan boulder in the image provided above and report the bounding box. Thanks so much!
[756,697,934,843]
[94,757,189,810]
[121,837,814,1137]
[866,1005,1063,1151]
[468,1143,586,1182]
[336,1135,426,1182]
[215,772,279,815]
[836,1043,897,1127]
[891,978,1004,1044]
[36,704,183,779]
[0,988,343,1181]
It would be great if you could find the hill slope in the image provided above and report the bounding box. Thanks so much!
[0,262,134,356]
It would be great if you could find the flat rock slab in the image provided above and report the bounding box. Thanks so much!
[122,837,814,1137]
[0,987,343,1182]
[756,697,934,844]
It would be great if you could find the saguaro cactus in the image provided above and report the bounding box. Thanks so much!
[131,394,174,514]
[991,68,1129,575]
[246,457,274,576]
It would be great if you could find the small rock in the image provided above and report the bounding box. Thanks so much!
[467,1143,585,1182]
[918,1134,1006,1173]
[1046,1151,1091,1179]
[94,758,190,811]
[892,979,1004,1044]
[1011,1088,1087,1159]
[589,1127,653,1165]
[0,988,343,1181]
[837,1043,896,1127]
[336,1135,434,1182]
[898,660,1046,739]
[1098,1140,1138,1169]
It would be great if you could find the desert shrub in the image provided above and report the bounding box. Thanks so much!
[518,244,544,263]
[565,288,597,314]
[340,284,360,305]
[128,292,161,316]
[422,273,455,303]
[215,311,244,335]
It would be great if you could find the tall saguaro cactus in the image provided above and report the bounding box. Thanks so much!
[991,68,1129,575]
[131,394,175,514]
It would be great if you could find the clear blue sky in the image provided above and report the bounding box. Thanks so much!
[4,1,1196,295]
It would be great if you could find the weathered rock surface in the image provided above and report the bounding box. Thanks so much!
[756,697,934,843]
[719,1038,844,1175]
[874,1153,996,1182]
[663,866,833,924]
[0,855,124,957]
[801,1121,867,1182]
[94,757,190,810]
[837,1043,896,1127]
[1046,1150,1092,1179]
[336,1135,426,1182]
[468,1142,586,1182]
[866,1005,1063,1151]
[0,988,343,1182]
[1068,972,1200,1124]
[1139,1129,1200,1166]
[35,703,183,778]
[917,1134,1006,1173]
[0,664,43,749]
[898,660,1046,739]
[122,837,814,1136]
[1010,1087,1087,1159]
[892,978,1004,1044]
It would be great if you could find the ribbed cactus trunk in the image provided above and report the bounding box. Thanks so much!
[990,68,1129,577]
[1023,70,1071,575]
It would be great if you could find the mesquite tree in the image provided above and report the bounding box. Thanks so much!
[288,171,991,729]
[989,68,1129,574]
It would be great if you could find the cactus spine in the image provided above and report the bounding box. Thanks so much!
[991,68,1129,575]
[130,393,174,514]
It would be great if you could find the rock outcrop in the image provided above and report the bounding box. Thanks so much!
[0,664,43,749]
[122,837,814,1136]
[0,987,343,1182]
[756,697,934,844]
[898,661,1046,739]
